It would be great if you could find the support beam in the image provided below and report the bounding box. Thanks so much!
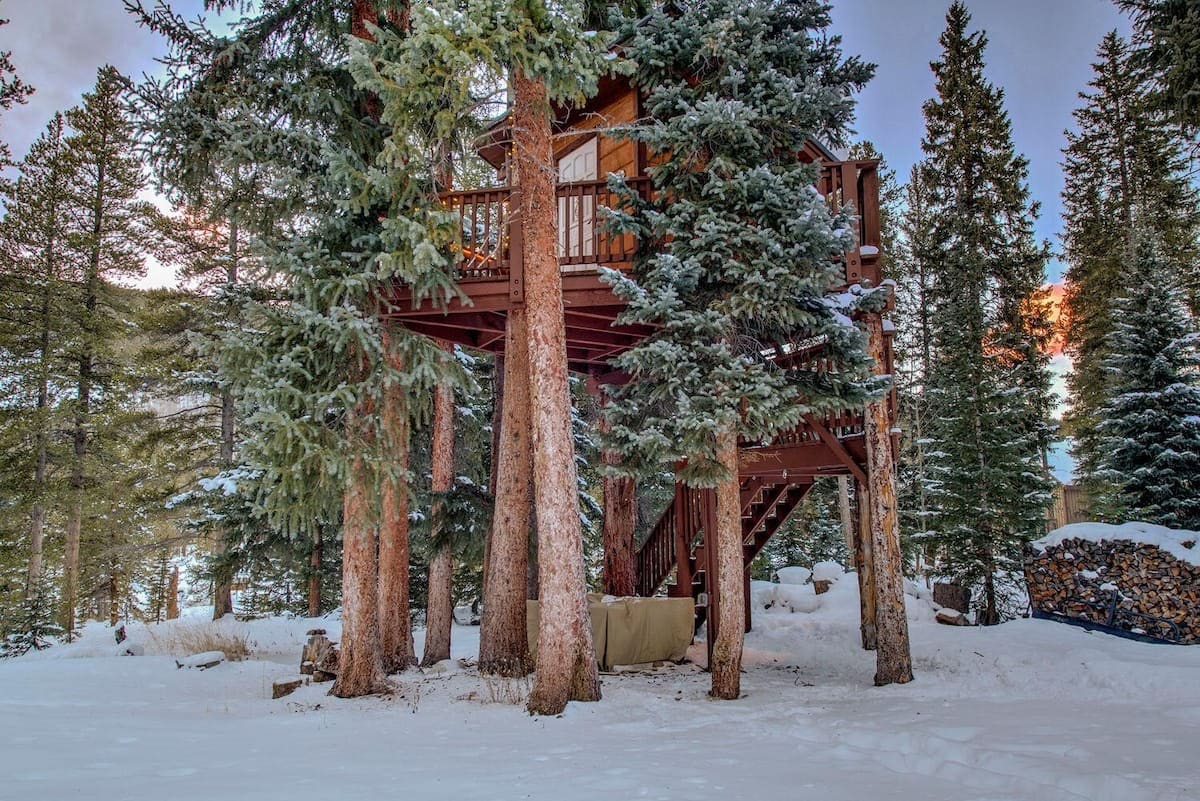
[853,478,877,651]
[803,414,868,486]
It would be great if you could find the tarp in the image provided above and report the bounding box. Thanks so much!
[526,596,695,670]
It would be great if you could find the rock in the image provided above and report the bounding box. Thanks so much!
[813,579,832,595]
[114,624,127,645]
[776,566,812,586]
[272,679,304,699]
[305,628,326,637]
[121,643,144,657]
[176,650,225,670]
[933,582,971,613]
[935,608,968,626]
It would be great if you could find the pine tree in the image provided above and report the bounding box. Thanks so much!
[602,0,880,698]
[915,3,1054,625]
[1094,237,1200,530]
[1061,32,1200,493]
[56,68,160,636]
[0,114,73,607]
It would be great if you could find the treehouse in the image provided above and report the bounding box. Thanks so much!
[386,71,896,645]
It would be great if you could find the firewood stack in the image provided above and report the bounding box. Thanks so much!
[1024,536,1199,644]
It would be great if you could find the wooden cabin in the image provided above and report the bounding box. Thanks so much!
[386,71,894,640]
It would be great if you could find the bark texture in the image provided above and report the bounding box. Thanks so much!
[167,566,180,621]
[514,68,600,715]
[863,314,913,685]
[308,530,323,619]
[709,430,745,700]
[600,417,636,597]
[421,370,456,667]
[478,312,534,676]
[330,401,388,698]
[379,336,415,672]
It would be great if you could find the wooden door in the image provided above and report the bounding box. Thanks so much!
[557,138,598,269]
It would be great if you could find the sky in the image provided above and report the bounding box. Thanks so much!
[2,0,1132,286]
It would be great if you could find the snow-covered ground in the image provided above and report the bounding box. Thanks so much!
[3,578,1199,801]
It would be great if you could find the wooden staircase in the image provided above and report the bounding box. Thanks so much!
[634,468,818,627]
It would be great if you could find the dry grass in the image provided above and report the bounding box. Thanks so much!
[456,675,531,705]
[145,622,252,662]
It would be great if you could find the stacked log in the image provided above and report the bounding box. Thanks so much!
[1024,533,1200,644]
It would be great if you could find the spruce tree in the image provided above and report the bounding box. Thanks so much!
[602,0,880,698]
[1061,32,1200,492]
[915,3,1054,625]
[1094,237,1200,530]
[1117,0,1200,139]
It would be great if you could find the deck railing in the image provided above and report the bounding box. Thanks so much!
[439,161,881,288]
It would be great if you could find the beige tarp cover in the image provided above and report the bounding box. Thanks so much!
[526,596,695,670]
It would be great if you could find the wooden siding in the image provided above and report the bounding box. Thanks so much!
[555,88,638,179]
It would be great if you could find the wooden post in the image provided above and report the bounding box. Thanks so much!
[743,568,752,633]
[838,475,855,555]
[508,186,524,304]
[671,485,692,598]
[702,487,718,671]
[853,478,877,651]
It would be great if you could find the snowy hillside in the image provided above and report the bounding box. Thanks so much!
[2,577,1198,801]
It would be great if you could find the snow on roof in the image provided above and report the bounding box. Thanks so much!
[1033,522,1200,566]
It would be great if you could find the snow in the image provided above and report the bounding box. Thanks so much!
[1035,521,1200,566]
[3,581,1200,801]
[812,561,845,583]
[776,566,812,585]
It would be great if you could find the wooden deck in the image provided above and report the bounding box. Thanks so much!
[385,160,883,376]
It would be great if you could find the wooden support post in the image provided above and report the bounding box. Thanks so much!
[743,568,752,633]
[838,475,854,556]
[507,186,524,304]
[671,485,692,598]
[702,487,718,671]
[853,478,877,651]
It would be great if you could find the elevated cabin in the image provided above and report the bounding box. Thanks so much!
[386,72,895,636]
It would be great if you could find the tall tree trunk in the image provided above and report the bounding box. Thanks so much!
[853,479,877,650]
[308,529,323,619]
[167,566,180,621]
[863,314,913,686]
[379,334,415,672]
[212,219,239,620]
[709,429,745,700]
[600,415,636,597]
[421,361,456,667]
[479,313,534,676]
[331,400,388,698]
[26,280,53,597]
[481,353,504,604]
[514,67,600,715]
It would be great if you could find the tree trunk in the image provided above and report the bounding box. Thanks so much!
[167,566,180,621]
[421,366,456,667]
[479,313,534,676]
[514,67,600,715]
[331,400,388,698]
[482,353,504,604]
[379,334,415,672]
[709,429,745,700]
[212,219,239,621]
[863,314,913,686]
[308,529,323,619]
[600,453,636,597]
